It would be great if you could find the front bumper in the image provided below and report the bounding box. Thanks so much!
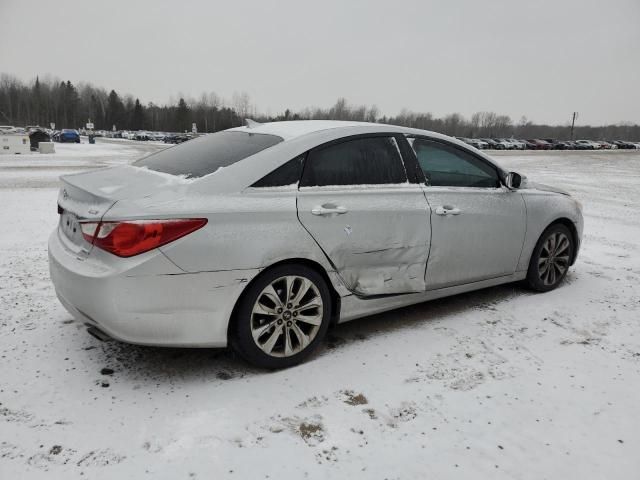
[48,229,259,347]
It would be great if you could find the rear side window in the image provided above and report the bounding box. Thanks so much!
[409,138,499,188]
[134,131,283,178]
[300,136,406,187]
[252,155,304,188]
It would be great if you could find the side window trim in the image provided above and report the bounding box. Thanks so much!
[396,135,426,185]
[406,135,504,188]
[299,133,410,188]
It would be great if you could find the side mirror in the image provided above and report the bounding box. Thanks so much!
[505,171,522,189]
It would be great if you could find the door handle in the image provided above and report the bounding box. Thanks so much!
[311,205,348,216]
[435,206,462,216]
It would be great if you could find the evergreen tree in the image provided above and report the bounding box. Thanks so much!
[131,98,146,130]
[58,81,68,126]
[105,90,125,130]
[32,76,41,125]
[65,81,79,127]
[176,98,190,132]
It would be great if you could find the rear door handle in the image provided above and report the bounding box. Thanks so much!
[311,205,348,216]
[435,206,462,216]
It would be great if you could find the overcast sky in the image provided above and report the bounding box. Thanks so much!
[1,0,638,125]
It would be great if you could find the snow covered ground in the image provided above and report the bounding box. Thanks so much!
[1,143,639,479]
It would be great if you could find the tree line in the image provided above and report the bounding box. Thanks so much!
[1,73,638,140]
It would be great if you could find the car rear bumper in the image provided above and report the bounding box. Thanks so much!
[48,229,259,347]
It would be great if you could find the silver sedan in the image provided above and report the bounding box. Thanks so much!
[48,121,583,368]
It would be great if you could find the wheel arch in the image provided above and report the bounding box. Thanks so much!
[226,258,342,345]
[539,217,580,265]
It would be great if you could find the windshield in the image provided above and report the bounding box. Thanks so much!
[134,131,283,178]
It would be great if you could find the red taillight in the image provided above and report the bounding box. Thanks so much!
[80,219,207,257]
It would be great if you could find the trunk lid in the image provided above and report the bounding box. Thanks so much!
[56,165,193,255]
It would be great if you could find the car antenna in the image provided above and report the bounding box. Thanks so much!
[245,118,262,129]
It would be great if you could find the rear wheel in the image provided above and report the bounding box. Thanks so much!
[526,224,574,292]
[232,265,332,369]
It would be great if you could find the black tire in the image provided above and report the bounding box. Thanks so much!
[232,264,332,369]
[526,223,574,292]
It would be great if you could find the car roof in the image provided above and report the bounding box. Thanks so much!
[227,120,382,141]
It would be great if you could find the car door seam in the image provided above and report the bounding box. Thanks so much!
[294,192,347,288]
[421,186,434,287]
[516,193,530,269]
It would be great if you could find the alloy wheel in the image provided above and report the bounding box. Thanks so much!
[250,275,323,358]
[538,232,571,286]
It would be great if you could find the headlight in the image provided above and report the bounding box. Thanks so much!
[575,199,583,211]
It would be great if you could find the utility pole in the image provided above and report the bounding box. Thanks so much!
[570,112,578,140]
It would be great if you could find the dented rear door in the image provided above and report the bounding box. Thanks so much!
[297,185,431,295]
[296,135,431,296]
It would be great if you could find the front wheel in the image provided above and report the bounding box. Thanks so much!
[526,224,574,292]
[232,265,332,369]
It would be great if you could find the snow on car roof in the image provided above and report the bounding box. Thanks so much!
[228,120,382,140]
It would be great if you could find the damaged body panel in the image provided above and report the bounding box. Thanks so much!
[297,185,431,295]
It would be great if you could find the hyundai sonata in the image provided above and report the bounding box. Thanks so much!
[49,121,583,368]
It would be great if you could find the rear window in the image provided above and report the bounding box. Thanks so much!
[133,131,283,178]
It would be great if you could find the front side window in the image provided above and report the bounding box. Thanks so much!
[300,136,407,187]
[408,138,500,188]
[134,131,283,178]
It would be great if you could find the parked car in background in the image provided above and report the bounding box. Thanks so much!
[471,138,489,149]
[611,140,633,149]
[509,139,527,150]
[134,131,151,141]
[573,141,591,150]
[502,138,524,150]
[480,138,503,149]
[491,138,512,150]
[575,140,600,150]
[456,137,469,147]
[164,134,193,144]
[55,129,81,143]
[526,139,552,150]
[48,120,583,368]
[551,140,571,150]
